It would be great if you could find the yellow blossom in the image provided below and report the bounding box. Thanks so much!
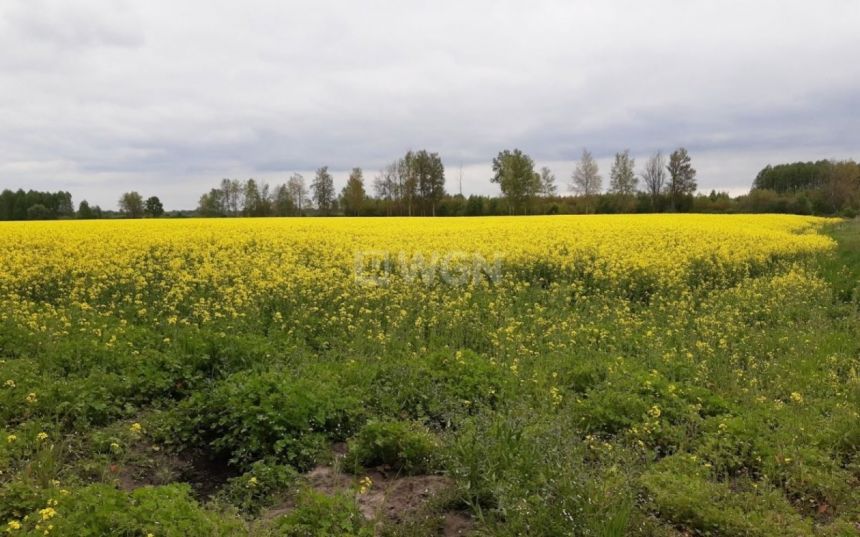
[357,476,373,494]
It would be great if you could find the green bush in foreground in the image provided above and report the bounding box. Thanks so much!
[640,454,814,537]
[343,420,440,475]
[8,483,242,537]
[268,490,372,537]
[214,459,298,516]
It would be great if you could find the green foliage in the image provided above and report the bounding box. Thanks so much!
[491,148,540,213]
[269,490,373,537]
[8,484,243,537]
[161,368,364,470]
[214,459,298,515]
[343,420,440,475]
[365,350,507,426]
[640,454,814,537]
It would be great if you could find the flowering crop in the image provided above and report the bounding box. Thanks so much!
[0,214,856,537]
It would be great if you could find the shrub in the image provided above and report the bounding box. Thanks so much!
[161,368,364,470]
[7,483,243,537]
[367,350,507,426]
[214,459,298,515]
[343,420,440,475]
[269,490,372,537]
[640,454,814,537]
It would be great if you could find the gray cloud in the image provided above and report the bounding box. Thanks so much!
[0,0,858,209]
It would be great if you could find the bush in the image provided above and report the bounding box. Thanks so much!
[343,420,440,475]
[161,367,364,470]
[7,483,243,537]
[367,350,506,426]
[269,490,372,537]
[640,454,813,537]
[214,459,298,515]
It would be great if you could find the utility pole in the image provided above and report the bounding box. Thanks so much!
[459,163,463,197]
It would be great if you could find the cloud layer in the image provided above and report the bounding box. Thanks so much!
[1,0,859,209]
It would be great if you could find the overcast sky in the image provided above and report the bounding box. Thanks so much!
[1,0,859,210]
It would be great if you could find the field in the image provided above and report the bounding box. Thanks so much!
[1,214,859,536]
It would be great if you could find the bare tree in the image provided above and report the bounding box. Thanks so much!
[539,166,557,197]
[373,162,399,216]
[641,151,667,209]
[287,173,308,215]
[570,149,602,213]
[220,178,243,216]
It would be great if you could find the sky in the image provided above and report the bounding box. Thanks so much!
[1,0,859,210]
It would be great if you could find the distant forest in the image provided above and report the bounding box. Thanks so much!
[2,150,859,220]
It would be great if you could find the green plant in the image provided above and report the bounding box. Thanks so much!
[343,420,440,475]
[214,459,298,515]
[269,490,372,537]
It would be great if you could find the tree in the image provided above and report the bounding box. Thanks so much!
[272,184,294,216]
[823,160,860,213]
[198,188,225,216]
[119,192,144,218]
[243,179,271,216]
[26,204,51,220]
[373,164,396,216]
[406,150,446,216]
[287,173,308,215]
[144,196,165,218]
[609,150,637,195]
[311,166,336,215]
[538,167,557,197]
[78,200,94,219]
[400,157,418,216]
[641,151,667,210]
[491,149,540,214]
[570,149,602,213]
[220,179,243,216]
[667,148,697,211]
[341,167,367,216]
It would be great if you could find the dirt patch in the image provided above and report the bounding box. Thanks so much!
[443,512,475,537]
[355,472,451,521]
[264,465,474,534]
[113,445,235,500]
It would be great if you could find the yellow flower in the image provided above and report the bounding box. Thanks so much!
[790,392,803,403]
[357,476,373,494]
[3,380,14,389]
[129,422,143,434]
[37,432,49,442]
[38,507,56,521]
[647,405,662,419]
[246,476,258,488]
[25,392,38,404]
[6,435,16,444]
[6,520,22,531]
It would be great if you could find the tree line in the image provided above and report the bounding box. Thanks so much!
[0,189,75,220]
[190,146,708,217]
[2,151,857,221]
[195,150,446,218]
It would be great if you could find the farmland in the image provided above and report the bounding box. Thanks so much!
[1,215,859,536]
